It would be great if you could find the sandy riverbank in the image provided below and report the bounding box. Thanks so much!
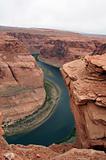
[4,80,60,136]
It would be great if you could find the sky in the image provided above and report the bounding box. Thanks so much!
[0,0,106,34]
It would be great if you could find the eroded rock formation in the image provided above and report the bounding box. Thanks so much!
[93,43,106,55]
[4,27,106,66]
[62,53,106,149]
[0,27,106,159]
[0,33,46,125]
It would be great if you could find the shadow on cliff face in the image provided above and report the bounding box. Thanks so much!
[40,39,68,58]
[92,43,106,55]
[93,145,106,152]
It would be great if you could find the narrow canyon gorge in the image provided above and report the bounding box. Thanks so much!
[0,28,105,159]
[1,26,106,66]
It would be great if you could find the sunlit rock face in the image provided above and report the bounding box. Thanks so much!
[0,33,46,124]
[62,53,106,149]
[6,28,106,66]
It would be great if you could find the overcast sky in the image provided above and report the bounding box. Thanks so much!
[0,0,106,34]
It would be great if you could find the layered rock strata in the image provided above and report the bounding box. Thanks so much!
[0,33,46,124]
[5,27,106,66]
[61,53,106,149]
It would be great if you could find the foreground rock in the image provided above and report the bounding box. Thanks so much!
[51,148,106,160]
[0,114,105,160]
[1,141,105,160]
[0,33,46,125]
[0,135,105,159]
[62,53,106,149]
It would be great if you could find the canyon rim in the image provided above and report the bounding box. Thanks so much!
[0,27,105,160]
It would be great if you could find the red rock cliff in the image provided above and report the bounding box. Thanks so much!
[0,33,46,125]
[61,53,106,149]
[5,28,106,66]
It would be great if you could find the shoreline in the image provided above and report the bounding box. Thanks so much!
[38,56,60,68]
[32,53,61,68]
[4,80,60,137]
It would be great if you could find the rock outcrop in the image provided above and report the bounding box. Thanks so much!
[51,148,106,160]
[93,43,106,55]
[0,33,46,125]
[4,27,106,66]
[62,53,106,149]
[0,112,105,160]
[40,39,101,66]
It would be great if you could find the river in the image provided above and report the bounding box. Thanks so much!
[6,57,75,146]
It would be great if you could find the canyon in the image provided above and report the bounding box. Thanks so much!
[1,26,106,66]
[0,27,105,159]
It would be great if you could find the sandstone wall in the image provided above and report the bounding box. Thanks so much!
[7,29,106,66]
[61,53,106,149]
[0,33,46,124]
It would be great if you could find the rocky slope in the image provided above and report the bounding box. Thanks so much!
[0,33,46,125]
[61,52,106,150]
[0,26,106,66]
[0,113,105,159]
